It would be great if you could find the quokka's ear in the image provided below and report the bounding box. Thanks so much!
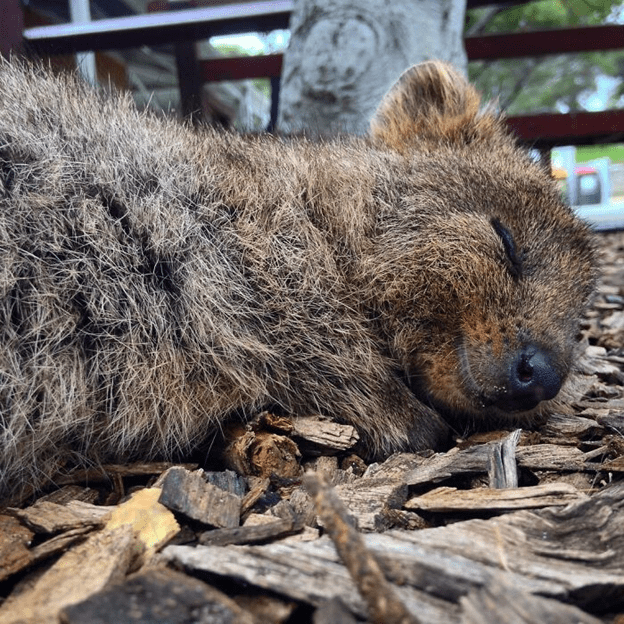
[370,60,503,152]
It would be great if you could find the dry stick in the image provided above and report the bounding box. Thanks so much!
[304,472,421,624]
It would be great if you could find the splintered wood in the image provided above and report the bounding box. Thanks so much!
[1,231,624,624]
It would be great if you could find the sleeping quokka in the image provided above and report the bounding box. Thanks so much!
[0,60,597,499]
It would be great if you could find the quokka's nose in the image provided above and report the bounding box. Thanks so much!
[494,345,562,412]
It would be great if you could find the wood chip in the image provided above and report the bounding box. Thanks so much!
[292,415,360,453]
[597,411,624,434]
[233,594,296,624]
[61,567,255,624]
[459,577,603,624]
[11,500,110,534]
[202,469,247,497]
[37,485,99,505]
[54,461,197,487]
[601,456,624,471]
[0,487,181,624]
[0,515,33,582]
[241,477,271,516]
[487,429,520,489]
[164,483,624,621]
[163,540,461,623]
[29,526,94,566]
[363,453,427,481]
[540,413,603,441]
[158,467,241,528]
[515,444,594,471]
[333,478,408,531]
[106,487,180,555]
[405,483,587,513]
[313,597,358,624]
[199,516,302,546]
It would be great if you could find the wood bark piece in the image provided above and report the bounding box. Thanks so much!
[158,467,241,528]
[602,456,624,471]
[286,485,317,528]
[333,478,408,531]
[577,346,622,376]
[37,485,99,505]
[241,477,271,516]
[405,483,586,513]
[363,453,427,481]
[233,594,296,624]
[488,429,520,488]
[199,516,302,546]
[0,515,33,582]
[54,461,197,488]
[515,444,594,471]
[381,484,624,606]
[303,455,360,487]
[202,469,247,497]
[304,472,419,624]
[597,411,624,434]
[305,455,339,481]
[292,415,360,453]
[12,500,110,534]
[459,577,603,624]
[29,527,94,566]
[540,413,603,441]
[61,567,255,624]
[163,540,369,616]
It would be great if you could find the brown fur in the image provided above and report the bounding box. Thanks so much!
[0,60,597,499]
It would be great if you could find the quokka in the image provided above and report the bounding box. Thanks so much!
[0,59,597,499]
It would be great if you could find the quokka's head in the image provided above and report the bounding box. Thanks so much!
[367,60,598,423]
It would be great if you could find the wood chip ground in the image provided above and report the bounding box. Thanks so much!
[1,231,624,624]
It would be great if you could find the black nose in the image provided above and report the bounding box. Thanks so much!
[494,345,562,412]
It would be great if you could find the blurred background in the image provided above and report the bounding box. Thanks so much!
[3,0,624,228]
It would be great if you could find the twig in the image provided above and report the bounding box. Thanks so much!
[304,472,420,624]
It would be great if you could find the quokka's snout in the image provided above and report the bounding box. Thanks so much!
[499,344,563,411]
[459,341,564,414]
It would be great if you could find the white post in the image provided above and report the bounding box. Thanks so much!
[278,0,467,136]
[69,0,97,84]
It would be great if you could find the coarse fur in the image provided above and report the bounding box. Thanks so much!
[0,60,597,499]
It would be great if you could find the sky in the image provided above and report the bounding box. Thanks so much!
[582,75,619,111]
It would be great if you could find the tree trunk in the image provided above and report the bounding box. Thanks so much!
[277,0,467,136]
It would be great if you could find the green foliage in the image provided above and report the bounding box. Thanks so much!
[467,0,624,115]
[213,43,259,58]
[467,0,620,32]
[575,143,624,162]
[210,32,288,105]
